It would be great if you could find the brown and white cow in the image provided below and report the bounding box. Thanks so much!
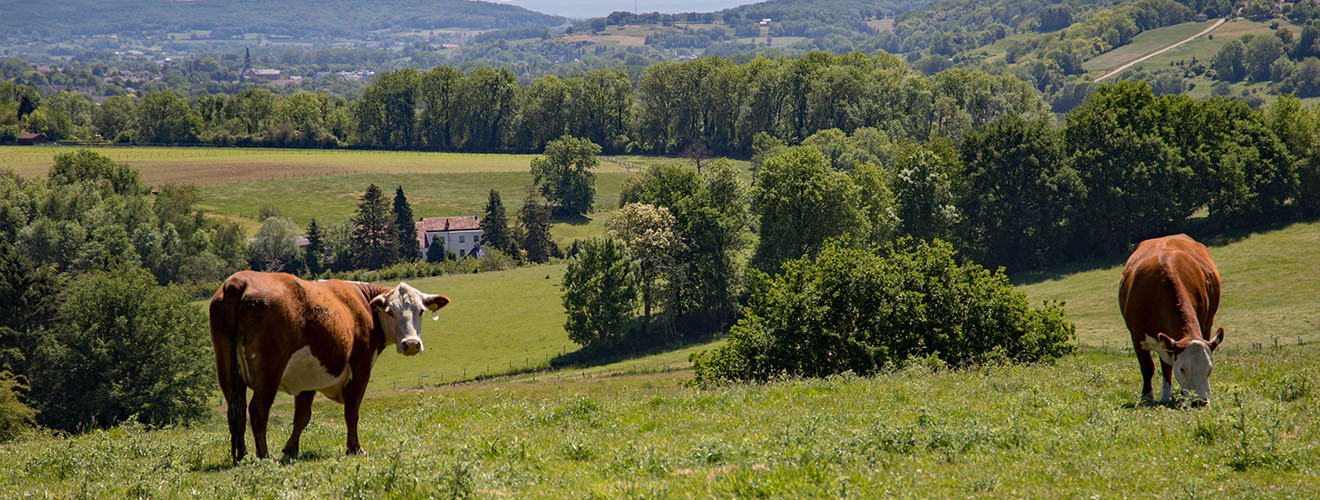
[1118,234,1225,406]
[209,271,449,462]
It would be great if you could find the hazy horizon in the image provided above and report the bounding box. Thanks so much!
[500,0,754,19]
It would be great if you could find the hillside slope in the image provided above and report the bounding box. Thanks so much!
[1,345,1315,496]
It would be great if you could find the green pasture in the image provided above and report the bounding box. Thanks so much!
[1017,220,1320,350]
[1100,18,1305,77]
[1082,20,1218,73]
[196,171,632,238]
[364,264,574,392]
[2,344,1315,497]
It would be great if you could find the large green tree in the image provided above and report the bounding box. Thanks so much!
[530,135,600,215]
[29,264,212,431]
[136,91,200,144]
[958,115,1082,269]
[1064,81,1189,255]
[562,237,638,350]
[609,203,682,337]
[751,146,868,272]
[355,69,420,148]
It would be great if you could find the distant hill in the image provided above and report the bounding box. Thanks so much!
[508,0,756,19]
[5,0,567,41]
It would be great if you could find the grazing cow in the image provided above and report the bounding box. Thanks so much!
[209,271,449,461]
[1118,234,1225,406]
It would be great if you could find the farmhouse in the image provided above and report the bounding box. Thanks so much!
[416,215,483,259]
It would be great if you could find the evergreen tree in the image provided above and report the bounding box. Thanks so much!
[480,189,511,252]
[517,187,558,263]
[304,218,325,275]
[392,186,420,262]
[425,237,447,262]
[351,184,395,269]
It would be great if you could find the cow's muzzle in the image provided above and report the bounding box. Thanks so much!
[399,338,422,356]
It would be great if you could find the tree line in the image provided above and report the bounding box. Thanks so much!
[4,52,1048,156]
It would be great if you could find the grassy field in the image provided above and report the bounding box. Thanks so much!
[1096,18,1306,76]
[362,264,574,392]
[2,345,1315,497]
[1017,220,1320,350]
[0,146,732,241]
[1081,20,1218,73]
[4,147,1320,495]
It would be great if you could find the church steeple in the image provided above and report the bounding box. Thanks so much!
[243,47,251,72]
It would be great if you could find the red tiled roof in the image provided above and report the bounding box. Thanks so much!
[415,215,480,233]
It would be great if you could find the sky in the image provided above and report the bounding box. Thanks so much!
[498,0,754,19]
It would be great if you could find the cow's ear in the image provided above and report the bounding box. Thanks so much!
[424,294,450,318]
[1157,332,1178,353]
[370,295,388,312]
[1209,327,1224,351]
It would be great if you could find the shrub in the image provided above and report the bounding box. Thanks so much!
[691,239,1075,382]
[0,372,35,442]
[27,264,213,431]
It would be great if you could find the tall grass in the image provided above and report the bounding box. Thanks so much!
[1,345,1315,497]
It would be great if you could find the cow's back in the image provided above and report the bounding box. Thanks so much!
[1118,234,1220,342]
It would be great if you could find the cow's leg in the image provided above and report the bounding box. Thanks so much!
[247,383,279,459]
[281,390,315,459]
[1159,361,1174,402]
[1136,347,1155,403]
[341,369,372,455]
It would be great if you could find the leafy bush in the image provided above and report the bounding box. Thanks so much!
[0,372,35,442]
[27,264,213,431]
[692,239,1075,382]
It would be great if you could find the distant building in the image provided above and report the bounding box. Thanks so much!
[242,68,282,81]
[17,133,49,145]
[759,18,772,26]
[416,215,484,259]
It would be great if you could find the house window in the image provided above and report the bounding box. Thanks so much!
[459,235,465,243]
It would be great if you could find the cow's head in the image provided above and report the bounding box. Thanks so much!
[1154,327,1224,406]
[370,282,449,356]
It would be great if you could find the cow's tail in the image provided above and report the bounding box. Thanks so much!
[221,278,247,464]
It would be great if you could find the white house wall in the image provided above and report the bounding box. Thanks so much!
[425,229,484,258]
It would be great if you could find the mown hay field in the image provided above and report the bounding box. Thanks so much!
[0,146,735,239]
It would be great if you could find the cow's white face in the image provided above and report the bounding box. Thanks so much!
[1154,328,1224,406]
[371,282,449,356]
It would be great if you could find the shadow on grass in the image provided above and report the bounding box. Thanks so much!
[550,212,592,226]
[549,327,724,372]
[1009,217,1319,286]
[193,449,337,472]
[1120,396,1204,411]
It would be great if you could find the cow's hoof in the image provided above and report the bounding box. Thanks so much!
[1189,399,1208,408]
[1139,395,1156,406]
[347,447,366,456]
